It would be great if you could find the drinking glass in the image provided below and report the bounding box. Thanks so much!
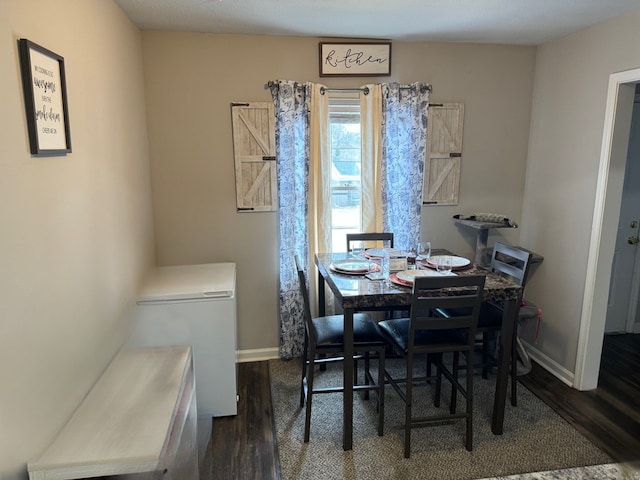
[436,255,452,274]
[406,245,418,270]
[380,250,391,284]
[351,241,364,258]
[417,241,431,262]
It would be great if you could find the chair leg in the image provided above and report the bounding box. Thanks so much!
[434,353,442,408]
[304,348,316,443]
[511,331,518,407]
[404,354,414,458]
[465,349,474,452]
[300,359,307,409]
[300,336,309,408]
[377,349,385,436]
[482,331,490,379]
[319,352,327,371]
[450,351,459,414]
[364,352,370,400]
[354,356,360,398]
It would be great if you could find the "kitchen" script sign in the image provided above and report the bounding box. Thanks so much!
[319,42,391,77]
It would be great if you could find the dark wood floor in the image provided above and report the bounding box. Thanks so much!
[206,361,280,480]
[205,334,640,479]
[519,333,640,463]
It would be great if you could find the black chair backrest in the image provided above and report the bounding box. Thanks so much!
[409,275,485,352]
[295,255,315,343]
[490,242,533,288]
[346,232,394,252]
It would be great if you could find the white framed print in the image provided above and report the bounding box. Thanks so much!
[18,39,72,156]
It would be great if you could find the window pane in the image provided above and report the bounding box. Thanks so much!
[329,97,361,252]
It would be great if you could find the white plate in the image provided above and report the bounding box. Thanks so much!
[365,247,404,258]
[426,255,471,270]
[389,273,412,287]
[330,259,375,274]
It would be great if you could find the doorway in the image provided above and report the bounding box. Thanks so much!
[575,68,640,390]
[604,85,640,334]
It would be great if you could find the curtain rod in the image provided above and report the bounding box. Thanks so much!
[264,82,369,95]
[265,82,431,95]
[320,85,431,95]
[320,86,369,95]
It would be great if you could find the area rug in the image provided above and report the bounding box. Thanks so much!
[269,358,612,480]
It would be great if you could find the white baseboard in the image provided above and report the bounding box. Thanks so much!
[236,347,280,363]
[520,339,575,387]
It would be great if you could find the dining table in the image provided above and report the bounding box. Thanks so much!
[315,249,523,451]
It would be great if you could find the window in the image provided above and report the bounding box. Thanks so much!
[329,94,361,252]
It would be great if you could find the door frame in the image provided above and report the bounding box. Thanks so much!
[575,67,640,390]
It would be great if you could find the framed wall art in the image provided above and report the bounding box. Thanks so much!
[319,42,391,77]
[18,39,72,156]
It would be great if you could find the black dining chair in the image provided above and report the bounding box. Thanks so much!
[346,232,394,252]
[477,243,533,406]
[346,232,407,319]
[436,242,532,406]
[295,255,386,442]
[378,275,485,458]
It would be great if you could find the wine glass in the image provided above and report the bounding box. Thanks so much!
[417,241,431,263]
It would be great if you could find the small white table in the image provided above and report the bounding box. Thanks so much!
[28,346,198,480]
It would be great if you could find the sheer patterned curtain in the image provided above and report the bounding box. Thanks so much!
[380,83,430,250]
[360,85,384,233]
[269,80,329,359]
[309,85,332,266]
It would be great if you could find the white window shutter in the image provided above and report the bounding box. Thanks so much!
[424,102,464,206]
[231,102,277,212]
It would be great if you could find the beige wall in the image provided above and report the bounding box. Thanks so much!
[521,11,640,376]
[141,32,536,354]
[3,1,634,475]
[0,1,153,478]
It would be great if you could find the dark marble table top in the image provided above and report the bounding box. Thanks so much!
[315,249,522,310]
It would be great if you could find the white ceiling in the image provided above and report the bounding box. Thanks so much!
[114,0,640,46]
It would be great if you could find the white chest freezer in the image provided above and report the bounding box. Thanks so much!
[126,263,238,417]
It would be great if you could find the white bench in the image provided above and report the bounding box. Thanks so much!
[28,346,198,480]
